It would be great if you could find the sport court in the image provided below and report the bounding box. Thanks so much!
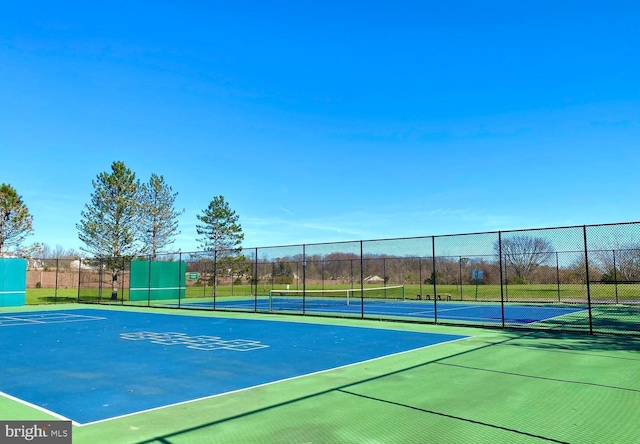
[1,305,639,443]
[0,308,466,425]
[176,296,585,325]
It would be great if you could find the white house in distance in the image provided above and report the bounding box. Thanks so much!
[363,275,384,284]
[70,259,96,270]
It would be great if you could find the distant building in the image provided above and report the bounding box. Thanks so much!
[70,259,95,270]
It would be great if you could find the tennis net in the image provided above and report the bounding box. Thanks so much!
[268,285,405,310]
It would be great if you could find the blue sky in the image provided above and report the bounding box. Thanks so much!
[1,0,638,254]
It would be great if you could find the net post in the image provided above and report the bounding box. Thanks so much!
[402,285,405,301]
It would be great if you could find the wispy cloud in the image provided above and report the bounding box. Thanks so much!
[239,206,517,248]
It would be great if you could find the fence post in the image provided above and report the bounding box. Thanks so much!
[556,252,561,302]
[321,258,325,291]
[55,258,59,303]
[583,226,593,334]
[177,253,183,308]
[303,244,307,315]
[612,249,619,304]
[211,254,216,310]
[383,257,386,298]
[432,236,437,324]
[213,249,217,305]
[77,258,82,302]
[146,255,151,307]
[419,257,423,299]
[119,257,124,304]
[254,247,258,311]
[98,258,103,302]
[360,241,364,319]
[498,231,505,328]
[458,256,463,301]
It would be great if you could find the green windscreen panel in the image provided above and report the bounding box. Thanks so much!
[0,258,27,307]
[129,260,186,301]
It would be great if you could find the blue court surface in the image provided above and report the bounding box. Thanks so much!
[0,308,467,425]
[175,298,585,325]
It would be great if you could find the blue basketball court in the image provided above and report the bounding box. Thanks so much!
[0,308,467,425]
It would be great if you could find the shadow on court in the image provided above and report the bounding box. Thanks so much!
[127,331,640,444]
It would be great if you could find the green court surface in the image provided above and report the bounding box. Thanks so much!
[1,304,639,444]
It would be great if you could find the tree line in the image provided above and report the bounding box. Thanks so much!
[3,164,640,292]
[249,233,640,287]
[2,160,244,298]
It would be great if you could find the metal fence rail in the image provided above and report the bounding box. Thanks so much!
[24,222,640,335]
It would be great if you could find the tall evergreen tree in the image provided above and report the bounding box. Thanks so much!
[139,173,184,259]
[196,196,244,295]
[77,161,140,299]
[0,183,34,255]
[196,196,244,254]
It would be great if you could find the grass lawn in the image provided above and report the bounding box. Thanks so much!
[26,283,640,305]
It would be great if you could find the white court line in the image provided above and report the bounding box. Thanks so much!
[405,311,437,316]
[0,317,48,326]
[523,308,590,326]
[0,313,107,327]
[0,312,103,319]
[0,390,80,427]
[77,335,473,427]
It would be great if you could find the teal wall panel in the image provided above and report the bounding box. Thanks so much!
[0,258,27,307]
[129,260,186,301]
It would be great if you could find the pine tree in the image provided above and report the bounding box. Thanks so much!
[0,183,34,255]
[77,161,141,299]
[196,196,244,295]
[196,196,244,254]
[139,173,184,259]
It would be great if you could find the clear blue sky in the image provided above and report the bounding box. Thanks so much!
[1,0,638,254]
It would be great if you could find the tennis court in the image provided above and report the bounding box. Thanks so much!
[172,296,586,326]
[0,307,465,425]
[1,304,638,443]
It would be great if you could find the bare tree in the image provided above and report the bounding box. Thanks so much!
[40,244,79,259]
[497,235,554,283]
[593,245,640,282]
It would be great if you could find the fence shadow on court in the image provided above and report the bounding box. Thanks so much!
[501,330,640,355]
[132,334,567,444]
[127,326,640,444]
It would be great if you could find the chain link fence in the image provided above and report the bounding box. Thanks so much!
[24,222,640,335]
